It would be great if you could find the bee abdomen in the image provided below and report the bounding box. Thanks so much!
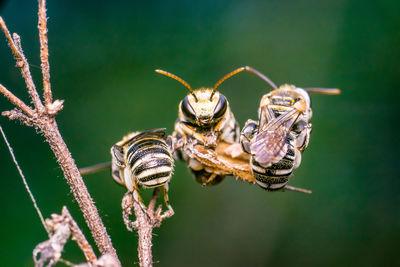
[251,147,295,191]
[126,135,174,188]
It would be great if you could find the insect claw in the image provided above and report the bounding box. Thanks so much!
[204,173,218,185]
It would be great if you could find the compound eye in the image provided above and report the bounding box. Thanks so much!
[242,121,258,138]
[292,120,307,134]
[213,94,227,119]
[181,96,197,121]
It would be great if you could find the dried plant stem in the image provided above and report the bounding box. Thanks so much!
[134,201,154,267]
[34,206,97,266]
[0,17,43,111]
[123,192,158,267]
[36,117,119,259]
[38,0,52,107]
[2,125,97,265]
[137,187,162,267]
[0,83,34,116]
[0,1,120,264]
[61,207,97,264]
[121,188,167,267]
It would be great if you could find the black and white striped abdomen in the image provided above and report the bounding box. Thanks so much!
[111,129,174,191]
[126,136,174,188]
[251,137,297,191]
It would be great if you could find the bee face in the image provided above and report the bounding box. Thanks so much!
[180,89,228,126]
[158,67,245,186]
[156,67,244,129]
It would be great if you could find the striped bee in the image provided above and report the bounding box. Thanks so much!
[240,66,341,191]
[155,68,245,186]
[111,128,174,218]
[184,140,313,194]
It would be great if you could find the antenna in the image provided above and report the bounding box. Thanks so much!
[305,88,341,95]
[211,67,246,99]
[245,66,278,89]
[155,69,198,101]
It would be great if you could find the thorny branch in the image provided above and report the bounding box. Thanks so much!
[0,0,120,264]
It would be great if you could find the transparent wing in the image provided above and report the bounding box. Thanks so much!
[250,107,300,167]
[130,128,166,142]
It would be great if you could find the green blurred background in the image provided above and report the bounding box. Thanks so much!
[0,0,399,266]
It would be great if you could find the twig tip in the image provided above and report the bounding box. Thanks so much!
[12,32,20,40]
[1,110,11,117]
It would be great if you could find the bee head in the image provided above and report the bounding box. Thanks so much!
[244,66,340,116]
[156,67,245,127]
[261,84,310,110]
[180,89,227,126]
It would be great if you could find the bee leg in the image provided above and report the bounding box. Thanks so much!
[292,120,312,152]
[123,187,153,230]
[177,121,209,145]
[191,169,225,186]
[298,123,312,152]
[132,184,149,215]
[174,124,189,146]
[111,145,125,167]
[166,134,177,153]
[284,185,312,194]
[240,119,259,154]
[160,183,174,220]
[79,161,111,176]
[110,144,126,186]
[204,173,218,185]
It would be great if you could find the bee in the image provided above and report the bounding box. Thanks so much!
[185,140,313,194]
[110,128,174,218]
[240,66,341,191]
[155,67,246,186]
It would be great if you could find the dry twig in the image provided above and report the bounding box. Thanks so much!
[62,207,97,264]
[33,206,97,267]
[2,126,98,266]
[33,216,70,267]
[80,158,173,266]
[122,188,167,267]
[0,0,119,264]
[75,253,121,267]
